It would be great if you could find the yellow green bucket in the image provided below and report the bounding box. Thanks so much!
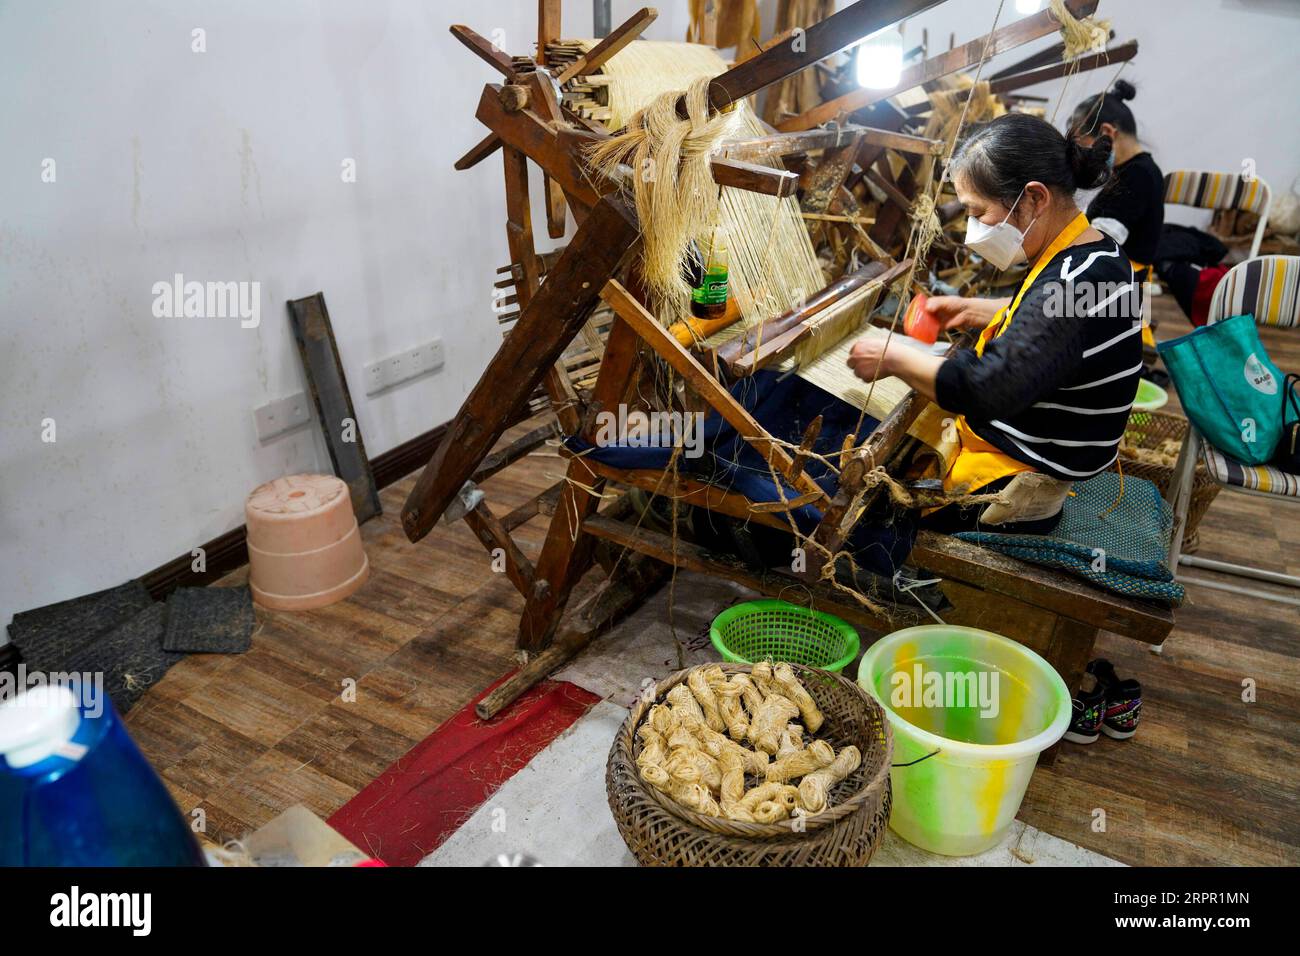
[857,625,1071,856]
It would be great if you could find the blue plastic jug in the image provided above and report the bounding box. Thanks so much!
[0,683,205,866]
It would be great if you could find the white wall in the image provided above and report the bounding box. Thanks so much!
[2,0,1296,627]
[0,0,691,627]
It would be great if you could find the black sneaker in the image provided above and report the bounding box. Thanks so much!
[1087,659,1143,740]
[1063,673,1106,744]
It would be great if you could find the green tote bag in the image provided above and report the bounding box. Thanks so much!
[1157,313,1286,465]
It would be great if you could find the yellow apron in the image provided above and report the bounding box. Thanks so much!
[1132,259,1156,348]
[942,212,1093,495]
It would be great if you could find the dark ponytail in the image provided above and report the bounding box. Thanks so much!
[949,112,1113,206]
[1070,79,1138,138]
[1066,135,1113,190]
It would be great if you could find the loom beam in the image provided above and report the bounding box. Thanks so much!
[554,125,803,200]
[449,24,517,79]
[988,28,1115,79]
[988,40,1139,98]
[723,259,915,378]
[703,0,948,113]
[556,7,659,83]
[477,84,603,210]
[400,193,640,543]
[722,125,946,163]
[777,0,1102,132]
[716,260,891,370]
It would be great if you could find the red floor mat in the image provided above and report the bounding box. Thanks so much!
[328,676,598,866]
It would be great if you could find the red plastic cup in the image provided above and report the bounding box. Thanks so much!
[903,292,940,345]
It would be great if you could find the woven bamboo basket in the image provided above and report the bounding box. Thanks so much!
[606,662,893,866]
[1114,410,1220,552]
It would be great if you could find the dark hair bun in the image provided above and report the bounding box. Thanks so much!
[1110,79,1137,102]
[1067,134,1112,190]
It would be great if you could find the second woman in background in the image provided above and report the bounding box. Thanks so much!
[1069,80,1164,268]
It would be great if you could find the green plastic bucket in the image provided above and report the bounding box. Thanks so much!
[857,625,1071,856]
[710,600,860,672]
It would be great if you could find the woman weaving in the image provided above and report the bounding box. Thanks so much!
[848,113,1142,534]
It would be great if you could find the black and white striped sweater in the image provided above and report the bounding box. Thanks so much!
[935,236,1142,481]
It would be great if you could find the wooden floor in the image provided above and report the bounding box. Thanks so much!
[127,298,1299,865]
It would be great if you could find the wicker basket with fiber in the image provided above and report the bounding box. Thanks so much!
[1115,410,1221,552]
[606,662,893,867]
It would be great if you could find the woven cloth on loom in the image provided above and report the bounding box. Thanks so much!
[580,39,909,420]
[956,472,1185,606]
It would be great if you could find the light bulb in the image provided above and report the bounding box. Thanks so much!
[856,30,903,90]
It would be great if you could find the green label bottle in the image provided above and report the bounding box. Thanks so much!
[690,228,730,319]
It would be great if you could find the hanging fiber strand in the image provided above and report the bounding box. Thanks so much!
[587,75,742,327]
[1049,0,1111,60]
[1046,0,1123,123]
[588,41,824,332]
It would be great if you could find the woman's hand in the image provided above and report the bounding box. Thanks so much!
[847,334,945,404]
[926,295,1008,332]
[847,335,893,383]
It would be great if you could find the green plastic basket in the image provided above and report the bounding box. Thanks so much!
[709,599,861,673]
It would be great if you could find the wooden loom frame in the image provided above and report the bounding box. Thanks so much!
[406,0,1173,736]
[763,0,1136,263]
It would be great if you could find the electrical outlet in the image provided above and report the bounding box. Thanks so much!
[254,392,311,442]
[364,337,445,395]
[424,338,445,372]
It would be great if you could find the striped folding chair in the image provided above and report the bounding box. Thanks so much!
[1163,169,1273,259]
[1166,255,1300,608]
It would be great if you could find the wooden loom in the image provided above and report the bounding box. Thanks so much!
[767,0,1140,284]
[409,0,1173,738]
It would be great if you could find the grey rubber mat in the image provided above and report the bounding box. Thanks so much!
[162,585,255,654]
[6,580,154,673]
[63,603,183,713]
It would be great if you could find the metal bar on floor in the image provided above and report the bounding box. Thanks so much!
[1178,555,1300,589]
[1177,575,1300,607]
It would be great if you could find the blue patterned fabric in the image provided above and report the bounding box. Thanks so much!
[957,471,1185,606]
[565,371,916,578]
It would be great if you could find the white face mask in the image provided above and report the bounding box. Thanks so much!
[964,186,1038,271]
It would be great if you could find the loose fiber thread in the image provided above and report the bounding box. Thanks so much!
[579,40,826,337]
[1049,0,1111,61]
[587,75,742,326]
